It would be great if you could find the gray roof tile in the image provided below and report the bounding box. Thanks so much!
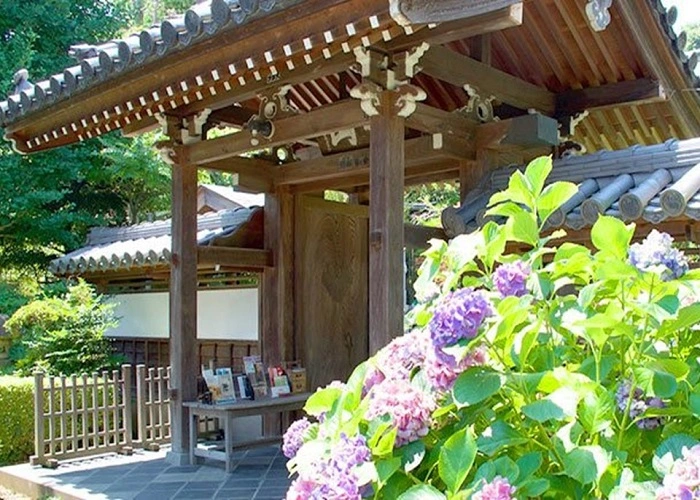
[442,137,700,237]
[50,206,259,275]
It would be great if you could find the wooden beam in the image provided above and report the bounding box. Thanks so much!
[477,114,559,150]
[168,151,199,463]
[187,100,366,165]
[408,103,477,138]
[387,4,523,51]
[421,45,556,114]
[556,78,666,116]
[203,156,277,192]
[369,91,405,355]
[197,246,273,269]
[277,134,471,187]
[390,0,521,25]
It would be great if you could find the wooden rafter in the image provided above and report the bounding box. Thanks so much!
[197,246,273,269]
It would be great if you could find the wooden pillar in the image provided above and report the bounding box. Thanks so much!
[167,147,199,464]
[369,91,405,354]
[261,187,294,434]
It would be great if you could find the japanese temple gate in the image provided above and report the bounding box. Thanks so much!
[2,0,700,463]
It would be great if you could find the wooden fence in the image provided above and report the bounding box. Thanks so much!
[135,366,171,450]
[32,367,133,467]
[31,364,226,466]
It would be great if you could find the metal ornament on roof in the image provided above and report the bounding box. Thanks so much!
[586,0,613,32]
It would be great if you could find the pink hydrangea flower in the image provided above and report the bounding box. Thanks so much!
[473,476,516,500]
[656,445,700,499]
[424,343,488,392]
[365,378,434,447]
[364,330,429,394]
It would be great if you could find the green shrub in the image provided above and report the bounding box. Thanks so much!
[5,280,120,375]
[0,376,34,465]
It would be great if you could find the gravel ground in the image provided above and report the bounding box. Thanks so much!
[0,485,29,500]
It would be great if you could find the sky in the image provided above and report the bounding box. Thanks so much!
[663,0,700,27]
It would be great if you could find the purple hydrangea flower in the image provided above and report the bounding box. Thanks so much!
[429,288,492,350]
[656,445,700,500]
[615,380,665,430]
[473,476,516,500]
[366,378,434,447]
[285,434,371,499]
[492,261,531,298]
[283,418,312,459]
[629,230,689,281]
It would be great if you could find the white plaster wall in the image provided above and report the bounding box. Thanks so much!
[107,288,259,340]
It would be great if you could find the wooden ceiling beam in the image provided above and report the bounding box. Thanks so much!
[408,103,477,138]
[198,246,273,269]
[556,78,667,116]
[422,47,669,119]
[186,99,366,165]
[277,134,471,187]
[421,45,556,114]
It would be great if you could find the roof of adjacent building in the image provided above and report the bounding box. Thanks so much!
[1,0,699,155]
[199,184,265,212]
[441,137,700,237]
[49,206,262,275]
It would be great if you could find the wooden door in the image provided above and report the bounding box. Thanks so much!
[295,197,369,389]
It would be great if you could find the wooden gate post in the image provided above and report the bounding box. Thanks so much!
[352,45,428,354]
[161,112,205,465]
[136,364,147,447]
[369,90,406,354]
[30,371,45,466]
[121,364,133,451]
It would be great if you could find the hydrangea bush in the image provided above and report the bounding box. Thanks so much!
[284,157,700,499]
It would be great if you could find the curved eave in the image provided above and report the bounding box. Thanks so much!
[2,0,395,153]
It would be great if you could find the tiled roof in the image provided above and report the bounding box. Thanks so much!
[50,206,260,275]
[441,137,700,237]
[0,0,302,128]
[650,0,699,86]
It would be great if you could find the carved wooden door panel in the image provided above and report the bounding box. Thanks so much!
[295,197,369,389]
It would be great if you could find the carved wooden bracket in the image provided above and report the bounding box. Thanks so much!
[350,44,428,117]
[245,85,299,146]
[459,84,496,123]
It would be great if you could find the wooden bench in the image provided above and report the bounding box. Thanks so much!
[184,393,310,472]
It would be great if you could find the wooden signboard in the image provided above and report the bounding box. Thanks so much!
[390,0,521,25]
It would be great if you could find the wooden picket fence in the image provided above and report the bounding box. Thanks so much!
[31,366,134,467]
[31,364,175,467]
[135,365,171,450]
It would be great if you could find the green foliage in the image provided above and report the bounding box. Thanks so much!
[686,23,700,53]
[5,281,119,375]
[405,183,461,227]
[0,0,173,269]
[0,377,34,465]
[287,156,700,499]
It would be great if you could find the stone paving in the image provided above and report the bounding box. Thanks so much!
[0,446,292,500]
